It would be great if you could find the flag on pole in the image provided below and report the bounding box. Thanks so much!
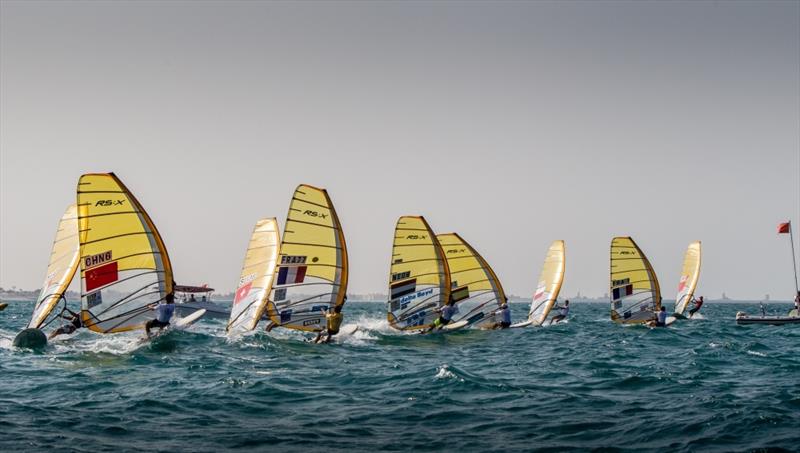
[778,222,791,234]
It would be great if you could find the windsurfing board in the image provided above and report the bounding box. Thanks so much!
[441,319,469,331]
[144,309,206,341]
[175,309,206,328]
[0,302,7,312]
[510,320,533,329]
[665,316,677,326]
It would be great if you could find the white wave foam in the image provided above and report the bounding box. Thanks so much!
[434,364,463,382]
[746,350,767,357]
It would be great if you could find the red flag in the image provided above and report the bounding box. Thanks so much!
[234,281,253,305]
[85,261,118,291]
[778,222,791,234]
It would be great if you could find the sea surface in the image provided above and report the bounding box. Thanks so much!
[1,300,799,452]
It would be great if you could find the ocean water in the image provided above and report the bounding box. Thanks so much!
[1,300,799,452]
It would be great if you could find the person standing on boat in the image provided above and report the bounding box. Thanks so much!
[145,292,176,337]
[48,307,82,339]
[550,300,570,324]
[688,296,704,317]
[314,303,344,344]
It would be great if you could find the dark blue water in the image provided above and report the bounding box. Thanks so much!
[2,300,799,452]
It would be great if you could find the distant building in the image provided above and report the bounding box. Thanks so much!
[721,292,730,300]
[765,294,770,301]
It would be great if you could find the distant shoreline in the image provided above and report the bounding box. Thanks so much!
[0,294,794,305]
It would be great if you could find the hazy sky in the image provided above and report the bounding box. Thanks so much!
[1,1,798,300]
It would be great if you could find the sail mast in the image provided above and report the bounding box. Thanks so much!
[788,221,799,293]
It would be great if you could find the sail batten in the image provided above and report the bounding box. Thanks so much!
[77,173,173,333]
[674,241,702,315]
[528,240,566,326]
[266,185,348,332]
[28,204,81,329]
[610,237,661,324]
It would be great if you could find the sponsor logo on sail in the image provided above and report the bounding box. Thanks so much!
[94,200,125,207]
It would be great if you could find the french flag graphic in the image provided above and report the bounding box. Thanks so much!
[277,266,307,285]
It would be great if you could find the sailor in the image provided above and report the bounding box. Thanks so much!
[688,296,704,317]
[793,291,800,316]
[654,305,668,327]
[190,294,196,302]
[145,292,176,337]
[426,297,458,332]
[314,303,344,344]
[499,301,512,328]
[550,300,570,324]
[48,307,82,339]
[490,300,512,329]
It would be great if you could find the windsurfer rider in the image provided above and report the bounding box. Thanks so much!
[425,297,458,332]
[48,307,82,339]
[145,292,175,337]
[654,306,667,327]
[550,300,570,324]
[314,303,344,344]
[688,296,704,317]
[793,291,800,316]
[488,300,511,329]
[497,300,511,328]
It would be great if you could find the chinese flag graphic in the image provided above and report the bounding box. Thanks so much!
[85,261,118,292]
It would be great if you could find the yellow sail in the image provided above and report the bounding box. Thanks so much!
[28,204,81,328]
[77,173,173,333]
[528,240,566,326]
[227,218,280,334]
[436,233,505,328]
[266,185,348,332]
[610,237,661,324]
[674,241,701,315]
[388,216,450,330]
